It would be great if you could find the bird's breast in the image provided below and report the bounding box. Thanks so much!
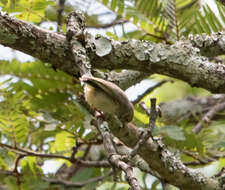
[84,84,118,114]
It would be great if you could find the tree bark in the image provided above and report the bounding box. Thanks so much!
[0,12,225,93]
[0,12,225,190]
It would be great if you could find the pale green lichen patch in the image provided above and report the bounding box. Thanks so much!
[133,48,148,61]
[146,44,164,63]
[218,36,225,49]
[93,35,112,57]
[130,40,151,61]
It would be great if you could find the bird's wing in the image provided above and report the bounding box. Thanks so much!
[81,76,134,122]
[81,76,126,103]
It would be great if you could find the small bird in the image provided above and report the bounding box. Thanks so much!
[80,76,134,122]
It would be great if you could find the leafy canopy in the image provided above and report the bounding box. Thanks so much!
[0,0,224,189]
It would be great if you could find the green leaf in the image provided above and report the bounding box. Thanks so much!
[0,89,30,144]
[0,149,15,169]
[20,157,48,190]
[117,0,124,15]
[0,0,8,5]
[51,131,74,152]
[158,125,185,141]
[217,1,225,23]
[206,5,223,31]
[110,0,117,10]
[4,176,18,190]
[151,179,160,190]
[102,0,109,5]
[97,182,129,190]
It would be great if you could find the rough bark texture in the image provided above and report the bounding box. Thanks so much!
[0,12,225,190]
[106,115,221,190]
[0,12,225,93]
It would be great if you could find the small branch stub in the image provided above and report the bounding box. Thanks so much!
[129,98,159,158]
[66,10,86,42]
[66,11,91,76]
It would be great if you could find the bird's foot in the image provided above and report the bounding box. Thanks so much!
[94,110,105,121]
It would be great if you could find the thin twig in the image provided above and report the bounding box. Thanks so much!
[13,154,24,173]
[67,144,93,178]
[139,102,151,116]
[57,0,66,32]
[140,32,169,43]
[0,170,17,176]
[192,98,225,134]
[0,168,111,189]
[0,142,110,167]
[184,160,214,166]
[13,155,24,190]
[182,150,218,166]
[70,145,80,162]
[129,98,159,158]
[214,167,225,178]
[97,120,142,190]
[0,142,71,160]
[45,170,112,188]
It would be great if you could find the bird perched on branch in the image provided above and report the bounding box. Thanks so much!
[80,76,134,122]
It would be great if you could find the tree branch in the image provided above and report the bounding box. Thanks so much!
[188,32,225,57]
[0,142,110,168]
[192,96,225,134]
[97,120,142,190]
[92,70,148,90]
[45,170,112,188]
[129,98,159,158]
[159,95,225,125]
[57,0,66,32]
[104,115,221,190]
[0,13,225,92]
[0,11,225,189]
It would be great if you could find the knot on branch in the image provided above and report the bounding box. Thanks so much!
[66,10,86,42]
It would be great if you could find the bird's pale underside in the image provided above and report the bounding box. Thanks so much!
[81,76,134,122]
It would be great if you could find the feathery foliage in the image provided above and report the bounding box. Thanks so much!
[0,0,225,189]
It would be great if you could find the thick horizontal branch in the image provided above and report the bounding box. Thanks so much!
[92,70,148,90]
[1,12,225,190]
[90,39,225,93]
[0,13,225,92]
[0,12,77,75]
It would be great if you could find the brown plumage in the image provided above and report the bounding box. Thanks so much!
[80,76,134,122]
